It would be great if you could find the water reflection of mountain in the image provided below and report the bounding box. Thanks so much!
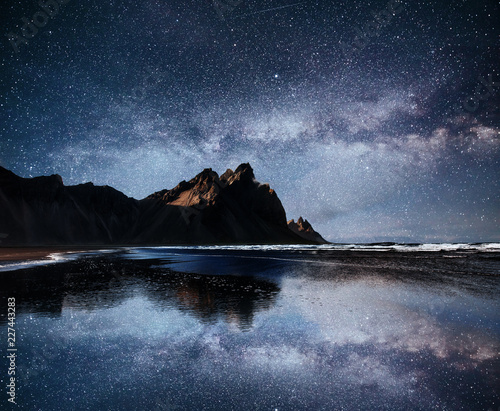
[2,249,498,327]
[145,271,279,329]
[0,254,280,329]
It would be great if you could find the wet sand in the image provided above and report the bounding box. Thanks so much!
[0,246,118,261]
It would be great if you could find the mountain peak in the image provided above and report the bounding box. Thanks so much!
[221,163,255,186]
[147,167,222,207]
[234,163,254,179]
[234,162,254,175]
[288,217,328,244]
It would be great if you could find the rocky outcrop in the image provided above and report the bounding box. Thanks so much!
[288,216,328,244]
[0,164,327,246]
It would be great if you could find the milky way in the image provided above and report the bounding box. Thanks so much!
[1,0,499,242]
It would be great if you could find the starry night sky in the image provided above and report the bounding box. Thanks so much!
[1,0,499,242]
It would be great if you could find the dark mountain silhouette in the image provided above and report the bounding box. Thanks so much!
[0,163,327,245]
[0,166,141,245]
[288,217,328,243]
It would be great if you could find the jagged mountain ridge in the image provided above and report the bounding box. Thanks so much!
[288,216,328,244]
[0,163,327,246]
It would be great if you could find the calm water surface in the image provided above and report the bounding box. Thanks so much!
[1,246,499,410]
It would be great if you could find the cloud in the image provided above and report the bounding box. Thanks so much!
[336,93,413,134]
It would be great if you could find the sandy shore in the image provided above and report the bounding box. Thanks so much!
[0,246,118,262]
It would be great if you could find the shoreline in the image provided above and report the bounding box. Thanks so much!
[1,243,498,263]
[0,246,120,262]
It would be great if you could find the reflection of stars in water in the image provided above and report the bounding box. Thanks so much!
[11,247,499,409]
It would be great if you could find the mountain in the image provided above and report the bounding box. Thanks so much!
[288,217,328,244]
[0,166,140,245]
[0,164,327,246]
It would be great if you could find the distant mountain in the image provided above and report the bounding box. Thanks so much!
[0,164,327,246]
[288,217,328,244]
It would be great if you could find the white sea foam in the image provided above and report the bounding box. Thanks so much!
[0,249,118,272]
[0,255,62,272]
[131,243,500,253]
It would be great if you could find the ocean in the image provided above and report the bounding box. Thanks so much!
[1,244,499,410]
